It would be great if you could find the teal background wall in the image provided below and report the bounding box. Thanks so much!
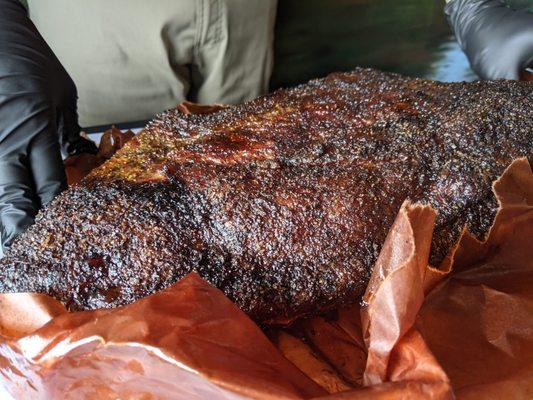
[271,0,476,89]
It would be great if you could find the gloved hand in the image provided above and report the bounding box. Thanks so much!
[0,0,97,252]
[445,0,533,80]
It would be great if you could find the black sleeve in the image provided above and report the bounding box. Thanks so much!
[445,0,533,79]
[0,0,96,250]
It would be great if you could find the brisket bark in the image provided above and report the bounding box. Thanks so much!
[0,69,531,323]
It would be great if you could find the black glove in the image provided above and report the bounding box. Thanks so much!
[0,0,97,252]
[445,0,533,80]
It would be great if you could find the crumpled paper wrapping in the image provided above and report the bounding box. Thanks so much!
[0,273,325,399]
[417,157,533,399]
[64,126,135,186]
[0,106,531,398]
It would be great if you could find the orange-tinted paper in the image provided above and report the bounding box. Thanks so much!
[416,157,533,399]
[64,127,135,186]
[0,274,325,399]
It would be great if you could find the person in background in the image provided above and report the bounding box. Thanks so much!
[26,0,278,128]
[0,0,98,253]
[445,0,533,80]
[0,0,277,253]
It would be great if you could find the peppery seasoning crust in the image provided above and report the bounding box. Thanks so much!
[0,68,531,323]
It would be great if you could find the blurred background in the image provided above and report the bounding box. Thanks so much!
[271,0,477,89]
[20,0,476,91]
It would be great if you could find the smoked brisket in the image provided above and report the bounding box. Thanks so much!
[0,69,531,323]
